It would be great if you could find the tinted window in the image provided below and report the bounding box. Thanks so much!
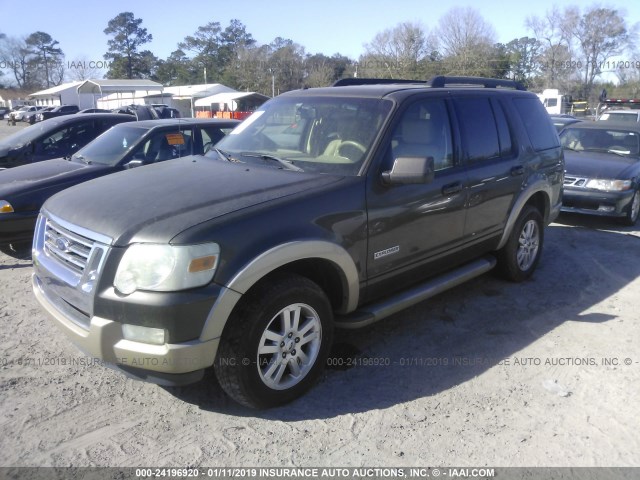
[130,128,194,163]
[492,100,513,157]
[513,97,560,151]
[454,97,500,162]
[390,98,453,171]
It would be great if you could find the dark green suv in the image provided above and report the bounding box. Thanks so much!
[32,76,563,408]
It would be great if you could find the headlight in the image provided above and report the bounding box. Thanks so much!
[114,243,220,295]
[0,200,14,213]
[585,179,632,191]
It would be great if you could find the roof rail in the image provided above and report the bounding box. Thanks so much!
[332,78,424,87]
[427,76,527,91]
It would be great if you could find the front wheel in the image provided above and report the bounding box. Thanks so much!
[0,242,32,260]
[214,274,334,409]
[620,189,639,226]
[496,205,544,282]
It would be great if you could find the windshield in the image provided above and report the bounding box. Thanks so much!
[213,96,393,175]
[560,127,640,156]
[74,124,150,165]
[598,112,639,123]
[0,118,65,148]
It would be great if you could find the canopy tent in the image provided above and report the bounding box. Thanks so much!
[194,91,269,111]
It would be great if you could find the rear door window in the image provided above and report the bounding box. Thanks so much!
[453,97,500,163]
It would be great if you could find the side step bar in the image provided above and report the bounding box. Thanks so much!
[335,256,496,329]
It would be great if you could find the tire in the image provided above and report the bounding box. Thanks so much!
[620,189,640,226]
[0,242,32,260]
[214,273,334,409]
[496,205,544,282]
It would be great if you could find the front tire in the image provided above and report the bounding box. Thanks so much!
[497,205,544,282]
[620,189,639,226]
[214,274,334,409]
[0,242,32,260]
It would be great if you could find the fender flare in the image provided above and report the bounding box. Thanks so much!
[496,180,553,251]
[200,240,359,342]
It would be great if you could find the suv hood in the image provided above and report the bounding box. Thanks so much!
[43,157,343,246]
[564,151,639,179]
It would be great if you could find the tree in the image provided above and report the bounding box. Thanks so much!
[67,56,106,81]
[526,7,576,90]
[361,22,437,79]
[103,12,153,79]
[0,36,34,89]
[564,6,635,100]
[25,31,64,88]
[435,7,498,76]
[155,49,193,85]
[505,37,542,86]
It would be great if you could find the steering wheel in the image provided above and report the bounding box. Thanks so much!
[337,141,366,162]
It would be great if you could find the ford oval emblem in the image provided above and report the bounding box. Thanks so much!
[55,237,71,253]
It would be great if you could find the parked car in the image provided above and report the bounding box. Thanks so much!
[0,113,134,170]
[36,104,79,122]
[78,108,113,114]
[4,106,27,120]
[549,115,583,132]
[23,106,53,125]
[0,118,238,258]
[597,109,640,123]
[560,121,640,225]
[31,76,563,408]
[9,105,41,122]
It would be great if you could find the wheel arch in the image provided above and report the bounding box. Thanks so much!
[497,182,551,251]
[200,240,359,342]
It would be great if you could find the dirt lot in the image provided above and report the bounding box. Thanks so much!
[0,122,639,469]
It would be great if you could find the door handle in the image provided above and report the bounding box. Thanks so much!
[442,182,463,195]
[511,165,525,176]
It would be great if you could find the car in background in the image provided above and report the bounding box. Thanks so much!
[36,104,79,122]
[0,118,239,258]
[0,113,135,170]
[78,108,112,114]
[549,114,582,132]
[559,121,640,225]
[23,107,54,125]
[9,106,42,122]
[597,110,640,123]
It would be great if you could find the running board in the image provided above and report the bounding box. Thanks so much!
[335,256,496,329]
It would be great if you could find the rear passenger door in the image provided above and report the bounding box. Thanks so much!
[453,96,525,241]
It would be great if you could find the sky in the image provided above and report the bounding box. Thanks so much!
[1,0,639,77]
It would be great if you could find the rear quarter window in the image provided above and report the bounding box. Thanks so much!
[513,97,560,151]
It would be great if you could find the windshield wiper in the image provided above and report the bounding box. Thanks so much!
[606,149,629,157]
[213,148,236,162]
[240,152,304,172]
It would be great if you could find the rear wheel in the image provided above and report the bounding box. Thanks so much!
[214,274,334,409]
[497,205,544,282]
[620,189,639,226]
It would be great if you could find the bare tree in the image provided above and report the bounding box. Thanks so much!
[526,6,574,89]
[563,6,636,99]
[67,56,105,81]
[361,22,436,78]
[436,7,497,75]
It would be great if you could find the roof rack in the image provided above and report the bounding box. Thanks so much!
[332,78,424,87]
[427,76,527,91]
[332,76,527,91]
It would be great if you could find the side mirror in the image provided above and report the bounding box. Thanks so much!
[381,156,435,185]
[124,159,144,169]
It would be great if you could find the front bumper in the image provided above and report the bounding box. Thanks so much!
[0,211,38,245]
[33,273,220,384]
[561,187,635,218]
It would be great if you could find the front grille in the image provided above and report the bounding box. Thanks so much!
[44,218,93,275]
[564,176,588,187]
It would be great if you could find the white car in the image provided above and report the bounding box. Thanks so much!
[597,109,640,123]
[9,106,42,122]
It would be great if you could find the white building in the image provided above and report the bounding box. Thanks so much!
[28,82,85,107]
[77,79,163,109]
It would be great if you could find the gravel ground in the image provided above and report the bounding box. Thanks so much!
[0,122,639,469]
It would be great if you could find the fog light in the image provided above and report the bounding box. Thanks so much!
[122,324,165,345]
[598,205,615,212]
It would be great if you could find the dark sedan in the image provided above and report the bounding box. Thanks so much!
[559,121,640,225]
[0,113,135,169]
[0,118,239,258]
[36,104,79,122]
[549,114,582,132]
